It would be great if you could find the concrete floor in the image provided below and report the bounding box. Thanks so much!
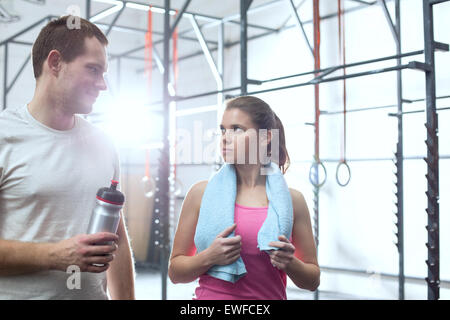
[134,268,365,300]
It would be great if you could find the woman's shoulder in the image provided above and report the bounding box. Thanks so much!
[288,187,306,203]
[184,180,209,206]
[288,188,309,220]
[190,180,208,195]
[178,180,209,220]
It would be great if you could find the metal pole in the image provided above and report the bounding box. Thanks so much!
[197,0,377,37]
[130,9,418,71]
[99,23,218,46]
[216,21,225,165]
[6,53,31,94]
[320,265,450,286]
[3,43,8,110]
[189,15,221,85]
[379,0,398,41]
[312,0,320,301]
[423,0,440,300]
[108,0,274,32]
[115,1,375,63]
[390,105,450,115]
[172,154,450,165]
[240,0,251,95]
[86,0,91,19]
[393,0,405,301]
[135,46,422,77]
[170,65,414,103]
[258,50,423,84]
[158,0,171,301]
[288,0,314,57]
[170,0,192,35]
[105,6,126,37]
[0,16,56,47]
[248,63,411,96]
[217,21,225,110]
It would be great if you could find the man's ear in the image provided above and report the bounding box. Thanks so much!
[46,50,63,76]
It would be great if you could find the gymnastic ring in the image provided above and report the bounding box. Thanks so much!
[141,175,156,198]
[336,160,351,187]
[172,177,184,197]
[309,161,327,188]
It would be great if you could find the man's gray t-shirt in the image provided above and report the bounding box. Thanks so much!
[0,104,120,299]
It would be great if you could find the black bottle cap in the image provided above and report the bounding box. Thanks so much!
[96,180,125,205]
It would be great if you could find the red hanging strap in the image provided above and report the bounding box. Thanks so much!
[173,10,179,91]
[172,10,179,183]
[144,7,152,181]
[145,6,153,91]
[145,148,151,178]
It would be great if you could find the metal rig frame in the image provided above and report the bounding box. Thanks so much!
[0,0,448,300]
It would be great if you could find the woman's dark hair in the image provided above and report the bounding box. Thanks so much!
[225,96,290,174]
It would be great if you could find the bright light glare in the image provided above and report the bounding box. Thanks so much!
[97,98,162,148]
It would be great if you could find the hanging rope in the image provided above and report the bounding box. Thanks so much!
[309,0,327,188]
[142,148,156,198]
[145,148,150,179]
[173,12,179,92]
[145,6,153,91]
[336,0,351,187]
[171,10,180,197]
[142,6,156,199]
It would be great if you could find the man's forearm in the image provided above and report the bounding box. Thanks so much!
[0,239,52,276]
[106,239,135,299]
[106,216,135,300]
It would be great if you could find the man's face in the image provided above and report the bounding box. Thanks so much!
[58,36,108,115]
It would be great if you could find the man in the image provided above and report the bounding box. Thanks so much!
[0,15,135,299]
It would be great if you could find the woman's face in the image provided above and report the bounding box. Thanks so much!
[220,108,270,165]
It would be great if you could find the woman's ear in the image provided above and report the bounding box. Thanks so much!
[46,50,63,76]
[259,129,272,155]
[266,129,272,146]
[261,129,272,147]
[259,129,273,165]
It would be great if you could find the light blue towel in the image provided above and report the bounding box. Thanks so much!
[194,162,294,283]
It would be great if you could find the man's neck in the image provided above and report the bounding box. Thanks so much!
[28,84,75,131]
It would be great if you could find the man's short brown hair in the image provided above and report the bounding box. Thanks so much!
[32,15,108,79]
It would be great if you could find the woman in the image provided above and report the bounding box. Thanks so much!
[168,96,320,300]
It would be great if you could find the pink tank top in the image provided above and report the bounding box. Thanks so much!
[194,203,287,300]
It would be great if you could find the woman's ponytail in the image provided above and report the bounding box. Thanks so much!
[272,112,290,174]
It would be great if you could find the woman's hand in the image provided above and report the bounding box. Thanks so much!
[205,224,242,266]
[268,235,296,271]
